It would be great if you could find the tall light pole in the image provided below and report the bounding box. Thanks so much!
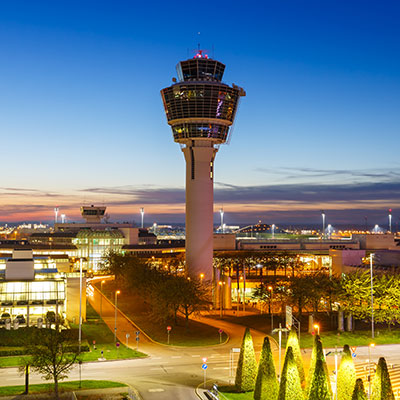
[114,290,120,342]
[321,210,326,238]
[78,258,83,353]
[220,208,224,233]
[389,209,392,233]
[271,224,275,239]
[140,208,144,229]
[54,207,59,225]
[268,286,273,331]
[370,254,374,339]
[219,281,223,318]
[100,280,105,319]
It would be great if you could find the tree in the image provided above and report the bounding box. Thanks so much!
[278,347,303,400]
[235,328,257,392]
[337,345,356,400]
[352,378,367,400]
[305,335,331,398]
[371,357,394,400]
[285,329,305,385]
[307,358,331,400]
[23,329,80,400]
[254,336,278,400]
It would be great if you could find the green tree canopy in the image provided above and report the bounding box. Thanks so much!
[235,327,257,392]
[371,357,394,400]
[352,378,367,400]
[278,347,303,400]
[285,329,305,385]
[254,336,278,400]
[337,345,356,400]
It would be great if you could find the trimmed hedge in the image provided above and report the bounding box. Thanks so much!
[352,378,367,400]
[254,336,278,400]
[307,358,331,400]
[278,347,303,400]
[235,327,257,392]
[337,345,356,400]
[371,357,394,400]
[285,329,305,385]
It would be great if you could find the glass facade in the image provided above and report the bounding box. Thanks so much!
[176,59,225,82]
[161,84,239,123]
[171,123,230,141]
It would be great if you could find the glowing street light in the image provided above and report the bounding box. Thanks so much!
[220,208,224,233]
[314,324,320,336]
[268,286,273,331]
[100,280,106,319]
[218,281,224,318]
[200,273,204,284]
[114,290,121,342]
[140,208,144,228]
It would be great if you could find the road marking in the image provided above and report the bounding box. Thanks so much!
[191,355,201,357]
[213,367,229,370]
[171,356,182,358]
[148,389,165,392]
[152,357,162,359]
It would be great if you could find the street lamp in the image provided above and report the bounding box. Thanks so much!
[368,343,375,399]
[78,258,83,353]
[114,290,120,342]
[271,224,275,239]
[268,286,273,331]
[140,208,144,228]
[218,281,224,318]
[389,209,392,233]
[370,253,375,339]
[314,324,320,336]
[100,280,105,319]
[200,273,204,284]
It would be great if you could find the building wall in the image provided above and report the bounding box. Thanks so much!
[213,233,236,250]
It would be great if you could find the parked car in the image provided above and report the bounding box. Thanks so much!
[0,313,11,326]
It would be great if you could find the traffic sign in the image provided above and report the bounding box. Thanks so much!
[116,342,120,348]
[218,329,223,333]
[351,346,357,353]
[136,337,140,342]
[167,326,172,331]
[202,364,208,370]
[126,333,130,338]
[352,353,357,358]
[202,357,208,363]
[136,331,140,336]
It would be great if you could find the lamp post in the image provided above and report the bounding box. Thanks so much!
[200,273,204,284]
[370,254,374,339]
[368,343,375,399]
[220,208,224,233]
[272,324,289,381]
[100,280,105,319]
[389,209,392,233]
[114,290,120,342]
[321,210,326,238]
[140,208,144,228]
[314,324,320,336]
[78,258,83,353]
[268,286,273,331]
[271,224,275,239]
[219,281,223,318]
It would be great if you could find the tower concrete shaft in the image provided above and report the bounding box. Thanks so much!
[183,141,217,280]
[161,51,245,281]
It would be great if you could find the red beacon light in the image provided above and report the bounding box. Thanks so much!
[194,49,209,59]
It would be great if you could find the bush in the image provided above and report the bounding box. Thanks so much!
[235,327,257,392]
[305,334,320,394]
[278,347,303,400]
[337,345,356,400]
[0,347,26,356]
[307,358,331,400]
[254,336,278,400]
[371,357,394,400]
[352,378,367,400]
[285,329,305,385]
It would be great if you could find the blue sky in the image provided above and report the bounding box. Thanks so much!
[0,1,399,227]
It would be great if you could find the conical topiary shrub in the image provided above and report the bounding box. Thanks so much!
[371,357,394,400]
[235,327,257,392]
[278,346,304,400]
[254,336,279,400]
[305,334,320,394]
[352,378,367,400]
[307,358,332,400]
[285,328,305,385]
[337,345,356,400]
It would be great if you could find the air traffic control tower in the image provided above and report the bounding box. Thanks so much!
[161,51,245,281]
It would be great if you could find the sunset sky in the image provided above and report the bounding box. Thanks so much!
[1,1,399,227]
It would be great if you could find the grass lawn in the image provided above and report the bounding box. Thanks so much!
[100,281,228,346]
[0,380,126,396]
[70,303,147,361]
[218,386,253,400]
[0,303,146,368]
